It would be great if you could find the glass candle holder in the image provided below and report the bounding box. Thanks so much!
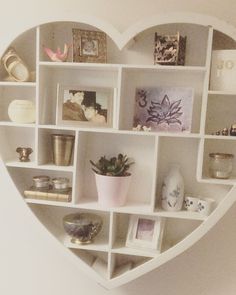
[52,177,70,192]
[209,153,234,179]
[33,175,50,190]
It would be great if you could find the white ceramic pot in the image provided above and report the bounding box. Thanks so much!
[210,50,236,91]
[94,173,131,208]
[161,164,184,211]
[8,99,36,123]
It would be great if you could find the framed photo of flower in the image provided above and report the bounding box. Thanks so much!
[72,29,107,63]
[56,84,115,128]
[126,215,165,252]
[133,87,194,132]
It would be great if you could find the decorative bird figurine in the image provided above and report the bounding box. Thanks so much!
[43,43,70,62]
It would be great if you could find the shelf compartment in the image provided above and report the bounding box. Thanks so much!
[38,22,209,66]
[38,66,119,126]
[156,183,231,216]
[37,128,76,168]
[29,204,110,250]
[0,126,35,162]
[155,137,201,208]
[110,213,164,257]
[38,22,119,66]
[110,253,151,279]
[112,23,209,66]
[201,138,236,183]
[0,28,37,82]
[162,218,202,251]
[205,93,236,135]
[74,131,157,206]
[61,210,110,252]
[119,67,205,133]
[72,249,109,279]
[212,29,236,51]
[8,166,73,202]
[0,85,36,122]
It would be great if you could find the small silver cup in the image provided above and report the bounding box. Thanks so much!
[51,134,75,166]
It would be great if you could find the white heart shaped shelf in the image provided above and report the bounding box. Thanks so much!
[1,19,236,289]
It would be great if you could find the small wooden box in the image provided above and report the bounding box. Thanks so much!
[154,32,187,65]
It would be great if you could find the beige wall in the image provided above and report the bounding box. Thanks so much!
[1,0,236,294]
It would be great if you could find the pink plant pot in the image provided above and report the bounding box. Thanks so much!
[94,173,131,208]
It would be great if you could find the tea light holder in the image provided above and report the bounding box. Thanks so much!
[209,153,234,179]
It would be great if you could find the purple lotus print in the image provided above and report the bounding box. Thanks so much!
[133,87,194,132]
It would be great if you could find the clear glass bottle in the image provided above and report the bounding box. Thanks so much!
[209,153,234,179]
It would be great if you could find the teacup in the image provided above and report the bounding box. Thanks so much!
[184,196,199,212]
[198,198,215,216]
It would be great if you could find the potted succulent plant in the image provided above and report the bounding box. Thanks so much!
[90,154,134,207]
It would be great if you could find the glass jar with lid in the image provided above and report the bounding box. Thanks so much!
[33,175,51,191]
[209,153,234,179]
[52,177,70,192]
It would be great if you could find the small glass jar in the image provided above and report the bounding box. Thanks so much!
[209,153,234,179]
[33,175,50,191]
[52,177,70,192]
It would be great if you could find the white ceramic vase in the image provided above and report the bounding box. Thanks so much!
[95,173,131,208]
[161,164,184,211]
[8,99,36,123]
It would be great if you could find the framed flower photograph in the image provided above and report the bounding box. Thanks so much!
[56,84,115,128]
[133,87,194,132]
[72,29,107,63]
[126,215,165,252]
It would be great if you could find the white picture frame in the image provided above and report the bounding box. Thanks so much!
[56,84,115,128]
[126,215,165,252]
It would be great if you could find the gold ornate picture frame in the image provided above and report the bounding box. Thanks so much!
[72,29,107,63]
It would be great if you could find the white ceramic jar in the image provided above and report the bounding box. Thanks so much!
[161,164,185,211]
[8,99,36,123]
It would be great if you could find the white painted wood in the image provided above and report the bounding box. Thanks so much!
[63,234,109,252]
[150,136,159,210]
[208,90,236,95]
[2,18,236,289]
[200,26,213,135]
[0,82,36,86]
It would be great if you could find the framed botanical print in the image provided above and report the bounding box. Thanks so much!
[133,87,194,132]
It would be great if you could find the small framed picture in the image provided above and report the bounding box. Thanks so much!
[126,215,165,252]
[133,87,194,132]
[72,29,107,63]
[56,84,115,128]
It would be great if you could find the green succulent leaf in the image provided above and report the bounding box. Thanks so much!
[90,154,134,176]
